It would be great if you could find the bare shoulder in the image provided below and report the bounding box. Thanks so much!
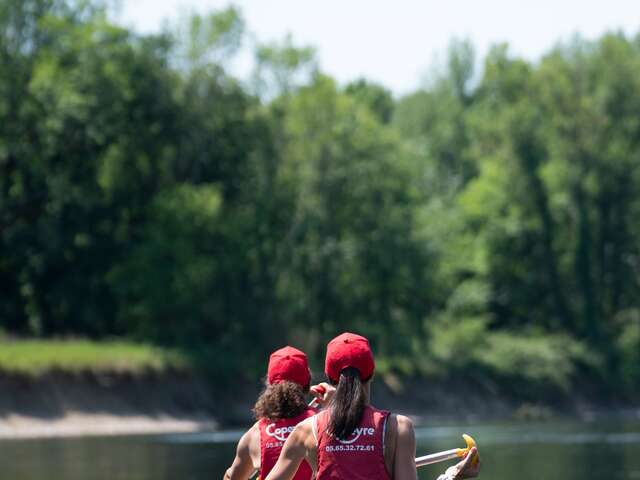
[237,421,260,456]
[393,414,416,450]
[241,421,260,442]
[386,414,415,446]
[248,421,260,435]
[387,413,414,434]
[294,415,314,430]
[394,414,414,435]
[291,416,316,450]
[293,416,315,436]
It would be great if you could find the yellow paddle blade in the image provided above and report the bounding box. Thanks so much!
[463,433,476,450]
[462,433,479,466]
[455,433,477,457]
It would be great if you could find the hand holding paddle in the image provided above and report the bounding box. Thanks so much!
[444,446,480,479]
[416,434,480,478]
[308,383,335,408]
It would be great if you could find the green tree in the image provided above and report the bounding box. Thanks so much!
[273,76,433,371]
[344,79,394,124]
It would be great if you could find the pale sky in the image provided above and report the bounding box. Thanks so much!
[117,0,640,94]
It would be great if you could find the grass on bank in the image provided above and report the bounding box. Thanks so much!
[0,338,190,376]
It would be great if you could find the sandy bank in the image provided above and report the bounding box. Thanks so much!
[0,371,231,439]
[1,371,636,439]
[0,412,217,439]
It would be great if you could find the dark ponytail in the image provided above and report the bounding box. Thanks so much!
[328,367,367,440]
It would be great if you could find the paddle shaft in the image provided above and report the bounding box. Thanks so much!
[415,448,461,467]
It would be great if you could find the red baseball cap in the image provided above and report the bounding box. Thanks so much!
[267,346,311,388]
[325,332,375,382]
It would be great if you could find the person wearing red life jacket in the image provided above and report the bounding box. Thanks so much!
[224,346,335,480]
[264,332,481,480]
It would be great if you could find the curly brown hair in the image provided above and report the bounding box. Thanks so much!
[253,381,309,421]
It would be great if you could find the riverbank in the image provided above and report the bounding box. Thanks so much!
[2,368,639,439]
[1,339,638,438]
[0,370,222,439]
[0,412,215,439]
[0,339,219,439]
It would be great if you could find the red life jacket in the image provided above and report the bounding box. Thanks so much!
[314,405,391,480]
[259,407,316,480]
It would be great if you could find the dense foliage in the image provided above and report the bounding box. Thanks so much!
[2,0,639,398]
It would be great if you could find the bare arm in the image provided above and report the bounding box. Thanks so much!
[224,425,259,480]
[393,415,418,480]
[264,419,314,480]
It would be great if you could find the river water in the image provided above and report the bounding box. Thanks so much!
[3,418,640,479]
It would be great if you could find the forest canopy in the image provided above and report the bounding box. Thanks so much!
[2,0,640,399]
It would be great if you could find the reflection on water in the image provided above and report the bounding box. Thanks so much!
[2,419,640,480]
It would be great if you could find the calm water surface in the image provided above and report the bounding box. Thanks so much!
[3,418,640,479]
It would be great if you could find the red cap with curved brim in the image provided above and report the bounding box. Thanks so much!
[267,346,311,388]
[325,332,375,382]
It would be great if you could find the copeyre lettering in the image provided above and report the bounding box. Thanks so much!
[266,424,296,441]
[336,426,375,444]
